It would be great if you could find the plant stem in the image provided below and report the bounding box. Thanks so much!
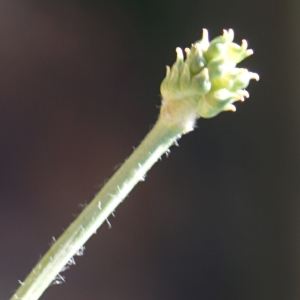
[10,28,258,300]
[11,115,185,300]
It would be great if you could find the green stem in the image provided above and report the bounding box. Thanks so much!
[11,115,185,300]
[10,28,258,300]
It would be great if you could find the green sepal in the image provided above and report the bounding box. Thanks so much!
[185,44,207,75]
[191,68,211,95]
[207,57,235,80]
[196,89,241,118]
[204,36,227,62]
[179,63,192,95]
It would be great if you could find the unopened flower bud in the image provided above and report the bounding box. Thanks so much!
[160,29,259,120]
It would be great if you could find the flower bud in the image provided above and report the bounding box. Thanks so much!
[160,29,259,119]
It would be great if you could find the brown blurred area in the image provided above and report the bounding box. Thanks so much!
[1,0,300,299]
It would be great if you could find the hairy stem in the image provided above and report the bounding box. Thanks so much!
[11,28,258,300]
[11,115,186,300]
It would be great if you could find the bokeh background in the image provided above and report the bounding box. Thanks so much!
[1,0,299,299]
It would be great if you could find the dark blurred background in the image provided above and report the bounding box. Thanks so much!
[0,0,299,299]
